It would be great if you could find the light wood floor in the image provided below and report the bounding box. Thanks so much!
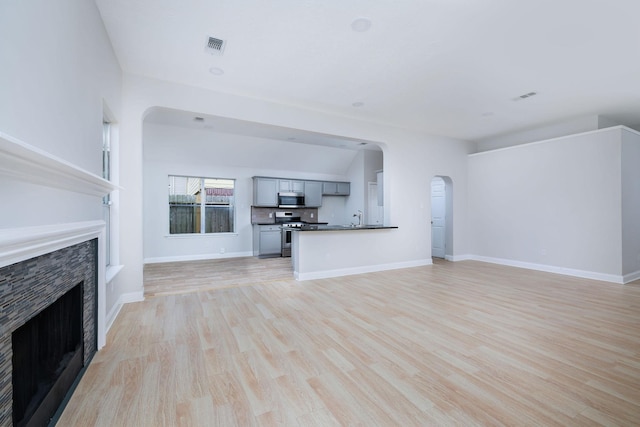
[59,259,640,426]
[144,257,294,297]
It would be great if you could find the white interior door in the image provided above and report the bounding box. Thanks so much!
[431,177,446,258]
[368,182,383,225]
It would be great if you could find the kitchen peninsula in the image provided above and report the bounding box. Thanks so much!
[291,224,399,280]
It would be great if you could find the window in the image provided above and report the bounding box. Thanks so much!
[102,120,112,266]
[168,175,235,234]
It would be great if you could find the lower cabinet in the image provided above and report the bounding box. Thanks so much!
[253,225,281,257]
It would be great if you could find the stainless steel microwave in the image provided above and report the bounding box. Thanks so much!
[278,192,305,208]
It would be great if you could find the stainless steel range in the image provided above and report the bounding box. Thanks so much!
[275,212,305,257]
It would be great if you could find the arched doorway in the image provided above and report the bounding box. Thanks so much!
[431,176,453,259]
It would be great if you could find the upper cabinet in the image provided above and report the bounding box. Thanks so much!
[253,176,350,207]
[304,181,323,207]
[322,181,350,196]
[253,177,278,206]
[279,179,305,193]
[337,182,350,195]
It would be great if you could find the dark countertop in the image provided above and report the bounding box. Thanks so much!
[294,224,398,232]
[255,222,329,226]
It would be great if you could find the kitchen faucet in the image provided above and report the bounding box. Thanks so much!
[353,210,363,227]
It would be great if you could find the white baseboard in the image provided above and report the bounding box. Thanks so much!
[623,270,640,284]
[446,254,474,262]
[105,290,145,333]
[468,255,625,284]
[295,259,432,281]
[144,251,254,264]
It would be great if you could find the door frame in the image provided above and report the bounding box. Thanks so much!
[430,175,453,260]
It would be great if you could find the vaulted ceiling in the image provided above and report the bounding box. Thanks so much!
[97,0,640,142]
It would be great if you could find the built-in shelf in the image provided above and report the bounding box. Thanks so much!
[0,132,119,197]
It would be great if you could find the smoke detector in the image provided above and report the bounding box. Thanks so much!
[205,36,226,55]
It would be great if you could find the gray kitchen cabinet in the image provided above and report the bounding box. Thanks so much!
[279,179,305,193]
[337,182,350,195]
[253,177,278,207]
[322,182,337,195]
[304,181,323,207]
[322,181,350,196]
[253,224,281,256]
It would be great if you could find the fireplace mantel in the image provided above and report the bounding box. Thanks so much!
[0,131,120,196]
[0,221,108,349]
[0,221,105,268]
[0,132,117,350]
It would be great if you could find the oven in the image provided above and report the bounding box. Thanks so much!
[275,211,303,257]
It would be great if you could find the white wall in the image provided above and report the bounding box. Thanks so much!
[621,129,640,279]
[118,74,473,294]
[598,116,621,129]
[317,197,348,225]
[0,0,121,226]
[143,122,360,261]
[468,127,623,279]
[293,228,421,280]
[343,149,386,227]
[361,151,384,223]
[0,1,121,172]
[475,115,603,152]
[345,152,365,225]
[0,0,123,312]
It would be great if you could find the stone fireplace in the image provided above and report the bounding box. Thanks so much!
[0,132,113,425]
[0,222,106,426]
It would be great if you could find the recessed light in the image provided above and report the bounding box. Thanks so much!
[351,17,372,32]
[352,101,365,107]
[209,67,224,76]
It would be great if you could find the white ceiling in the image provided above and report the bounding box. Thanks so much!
[145,107,382,151]
[97,0,640,142]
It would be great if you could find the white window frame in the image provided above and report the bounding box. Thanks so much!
[102,104,122,283]
[168,175,236,235]
[102,120,112,266]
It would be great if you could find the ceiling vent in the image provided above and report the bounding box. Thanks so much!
[513,91,537,101]
[205,36,226,55]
